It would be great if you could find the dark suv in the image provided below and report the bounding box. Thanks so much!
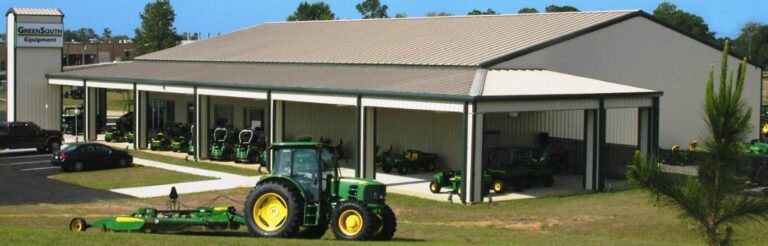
[0,122,63,153]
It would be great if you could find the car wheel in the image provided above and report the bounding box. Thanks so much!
[73,161,85,172]
[118,158,130,168]
[48,141,61,153]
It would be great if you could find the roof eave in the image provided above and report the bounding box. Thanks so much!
[45,73,474,102]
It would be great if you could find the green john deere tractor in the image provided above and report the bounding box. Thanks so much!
[149,132,171,151]
[170,124,191,152]
[244,142,397,240]
[486,147,556,193]
[209,128,234,161]
[234,129,265,164]
[429,169,492,196]
[376,145,438,175]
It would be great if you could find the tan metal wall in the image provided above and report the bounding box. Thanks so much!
[147,92,194,124]
[207,96,266,130]
[283,102,357,167]
[493,16,762,147]
[484,109,637,146]
[375,108,464,170]
[10,15,63,129]
[15,48,62,129]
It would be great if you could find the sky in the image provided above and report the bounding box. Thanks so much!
[2,0,767,39]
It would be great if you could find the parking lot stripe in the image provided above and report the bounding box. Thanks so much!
[0,160,50,166]
[0,154,51,160]
[21,167,60,171]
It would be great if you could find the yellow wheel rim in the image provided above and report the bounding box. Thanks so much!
[70,220,83,231]
[252,192,288,232]
[430,183,438,191]
[338,209,364,236]
[493,181,502,192]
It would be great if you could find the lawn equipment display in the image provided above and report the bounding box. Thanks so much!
[244,141,397,240]
[486,147,556,193]
[61,105,84,135]
[209,128,234,161]
[429,169,492,196]
[170,124,192,152]
[187,124,196,155]
[149,131,171,151]
[234,129,265,164]
[376,145,438,175]
[69,187,246,233]
[658,140,706,166]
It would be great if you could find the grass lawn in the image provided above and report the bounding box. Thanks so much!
[49,166,214,190]
[129,150,264,176]
[0,188,765,245]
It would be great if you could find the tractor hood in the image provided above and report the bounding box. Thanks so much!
[337,177,387,205]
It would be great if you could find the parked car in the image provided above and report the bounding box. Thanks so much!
[51,143,133,172]
[0,121,63,153]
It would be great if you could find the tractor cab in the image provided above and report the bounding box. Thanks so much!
[244,141,396,240]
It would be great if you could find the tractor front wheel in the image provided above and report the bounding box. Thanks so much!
[382,163,392,173]
[331,201,378,240]
[429,180,441,193]
[492,180,506,193]
[244,180,304,238]
[372,206,397,240]
[69,217,88,232]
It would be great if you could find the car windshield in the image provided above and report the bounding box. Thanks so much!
[61,144,78,152]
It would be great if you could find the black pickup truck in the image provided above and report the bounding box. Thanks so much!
[0,122,63,153]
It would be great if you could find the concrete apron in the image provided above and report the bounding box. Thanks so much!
[339,168,598,203]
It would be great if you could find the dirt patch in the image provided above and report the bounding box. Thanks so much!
[405,217,562,232]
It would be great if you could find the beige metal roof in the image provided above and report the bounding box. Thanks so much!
[50,61,477,98]
[482,69,656,96]
[137,11,637,66]
[7,8,63,16]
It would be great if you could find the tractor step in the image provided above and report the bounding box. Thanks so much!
[303,203,320,225]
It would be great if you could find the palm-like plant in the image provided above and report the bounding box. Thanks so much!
[628,41,768,245]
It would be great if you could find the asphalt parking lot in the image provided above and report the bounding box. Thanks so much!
[0,150,127,205]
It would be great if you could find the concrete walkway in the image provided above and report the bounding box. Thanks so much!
[109,158,259,198]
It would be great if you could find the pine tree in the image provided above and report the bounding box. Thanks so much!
[628,41,768,245]
[133,0,180,56]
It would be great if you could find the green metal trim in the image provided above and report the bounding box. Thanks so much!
[46,74,473,102]
[133,82,138,150]
[460,102,469,204]
[475,92,663,101]
[597,99,607,191]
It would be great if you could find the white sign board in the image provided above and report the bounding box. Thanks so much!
[15,23,64,48]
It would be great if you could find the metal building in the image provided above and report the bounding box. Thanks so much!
[43,10,763,203]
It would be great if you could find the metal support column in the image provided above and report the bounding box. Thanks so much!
[359,106,376,179]
[196,94,209,160]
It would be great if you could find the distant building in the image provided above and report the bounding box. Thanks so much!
[1,41,133,69]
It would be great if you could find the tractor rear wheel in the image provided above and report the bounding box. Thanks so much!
[69,217,88,232]
[492,180,506,193]
[397,166,408,175]
[429,180,441,193]
[244,180,304,238]
[331,201,378,240]
[382,163,392,173]
[372,206,397,240]
[755,166,768,186]
[542,175,555,187]
[426,161,436,172]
